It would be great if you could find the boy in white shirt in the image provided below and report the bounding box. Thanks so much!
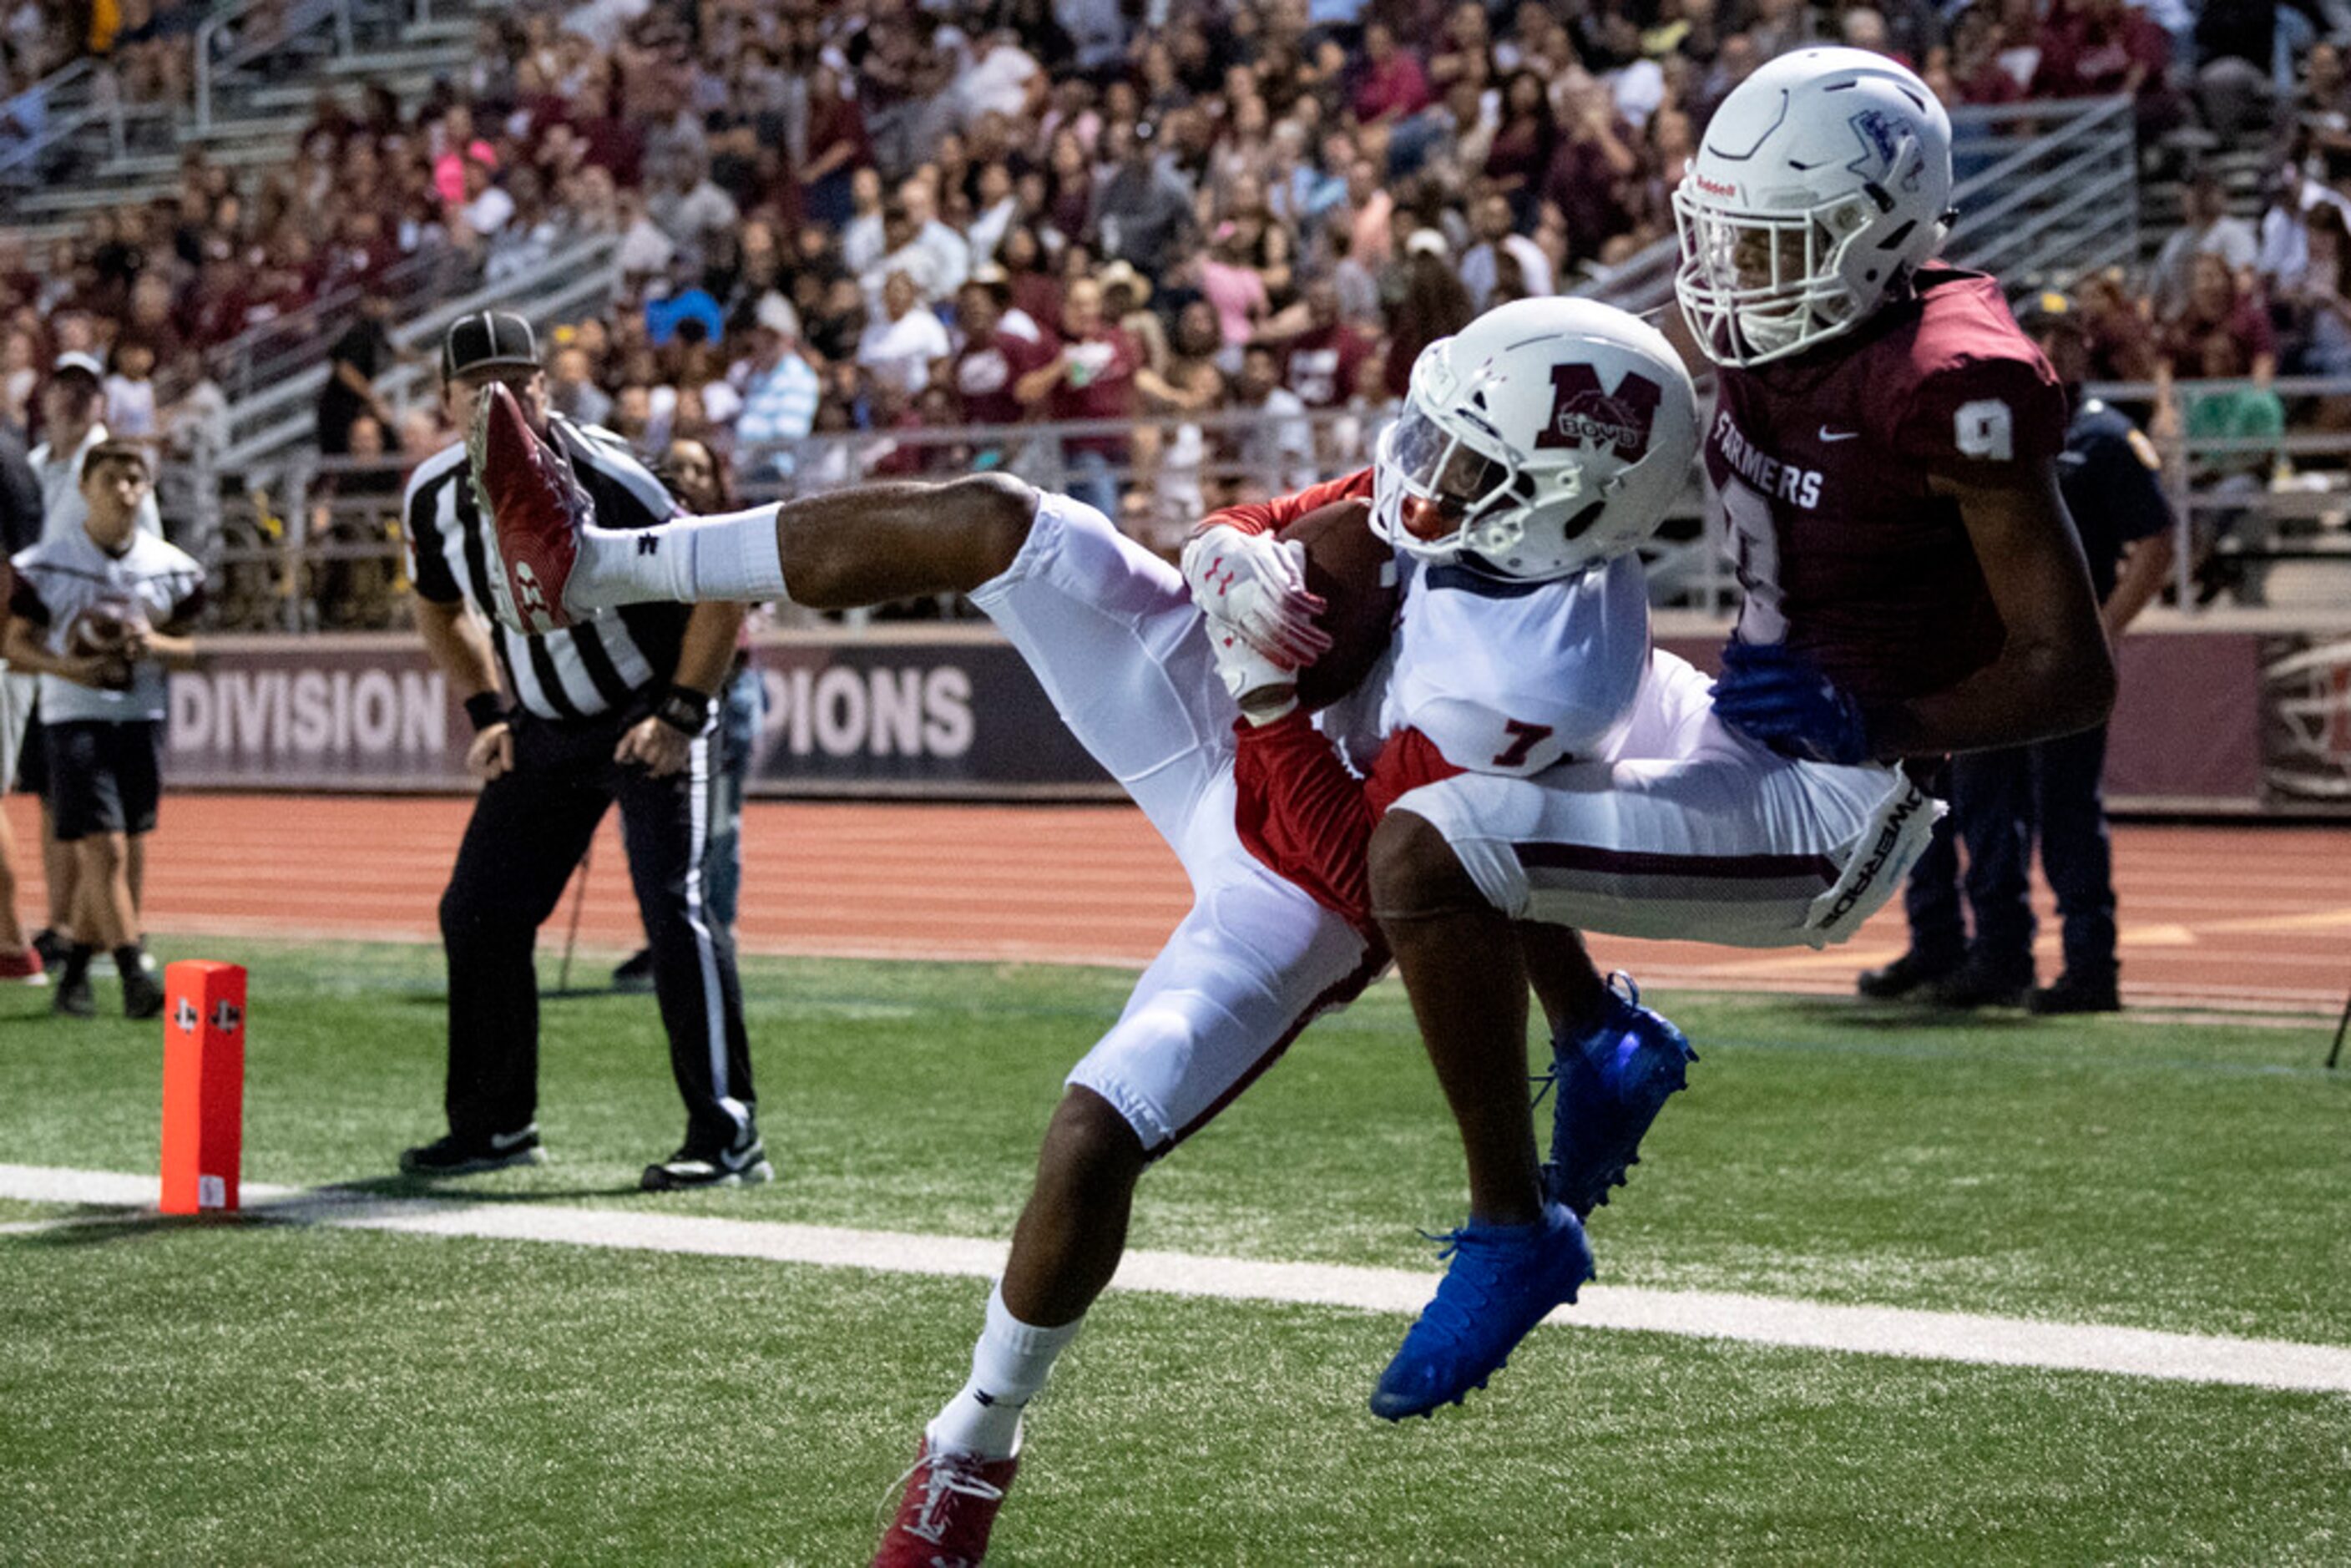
[4,441,204,1018]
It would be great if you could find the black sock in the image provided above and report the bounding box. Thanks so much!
[62,943,94,984]
[114,945,146,982]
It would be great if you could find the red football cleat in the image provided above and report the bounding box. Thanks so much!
[871,1439,1019,1568]
[0,946,44,984]
[468,381,584,634]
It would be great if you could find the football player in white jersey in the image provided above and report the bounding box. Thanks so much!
[464,296,1706,1560]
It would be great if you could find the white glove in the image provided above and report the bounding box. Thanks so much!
[1181,524,1332,668]
[1206,620,1300,726]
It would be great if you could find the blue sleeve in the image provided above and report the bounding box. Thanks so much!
[2086,425,2175,544]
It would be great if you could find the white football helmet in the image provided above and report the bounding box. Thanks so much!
[1672,47,1954,367]
[1370,297,1698,583]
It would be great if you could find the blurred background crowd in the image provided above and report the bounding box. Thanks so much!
[8,0,2351,588]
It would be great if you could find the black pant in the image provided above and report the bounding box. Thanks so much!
[437,707,757,1155]
[1904,724,2118,984]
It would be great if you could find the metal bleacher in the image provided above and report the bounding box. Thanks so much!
[1573,96,2145,321]
[1,0,486,239]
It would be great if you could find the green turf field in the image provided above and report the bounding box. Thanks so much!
[3,939,2348,1565]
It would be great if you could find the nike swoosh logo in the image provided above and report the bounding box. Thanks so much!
[1818,427,1860,443]
[488,1125,538,1151]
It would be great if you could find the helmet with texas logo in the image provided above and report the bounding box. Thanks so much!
[1673,46,1954,367]
[1371,297,1698,583]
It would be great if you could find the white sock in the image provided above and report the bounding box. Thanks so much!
[924,1283,1082,1461]
[571,505,788,610]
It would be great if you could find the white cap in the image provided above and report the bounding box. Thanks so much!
[1404,229,1450,260]
[755,291,801,337]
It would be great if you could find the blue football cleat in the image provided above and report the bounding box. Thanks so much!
[1370,1201,1595,1421]
[1537,974,1696,1217]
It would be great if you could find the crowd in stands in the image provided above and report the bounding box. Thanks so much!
[9,0,2351,564]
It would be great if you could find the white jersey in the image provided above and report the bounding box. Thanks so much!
[1377,554,1651,776]
[8,524,205,723]
[28,422,163,543]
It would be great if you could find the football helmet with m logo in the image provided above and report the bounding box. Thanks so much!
[1372,297,1699,582]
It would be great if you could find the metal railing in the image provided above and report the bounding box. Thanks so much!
[0,55,116,182]
[1573,96,2142,319]
[174,381,2351,634]
[2088,376,2351,612]
[193,0,354,135]
[207,245,482,407]
[1942,95,2141,297]
[215,230,624,473]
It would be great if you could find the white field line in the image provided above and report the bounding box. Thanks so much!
[5,1163,2348,1397]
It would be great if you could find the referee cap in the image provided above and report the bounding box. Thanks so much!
[440,311,540,381]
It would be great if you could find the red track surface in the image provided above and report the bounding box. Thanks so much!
[6,795,2347,1013]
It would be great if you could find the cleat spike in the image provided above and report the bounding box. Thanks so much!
[468,382,588,634]
[1539,978,1696,1216]
[1370,1203,1592,1420]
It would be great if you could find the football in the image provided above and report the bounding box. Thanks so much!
[65,604,135,657]
[1277,496,1400,711]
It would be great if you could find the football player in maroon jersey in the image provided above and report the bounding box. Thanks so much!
[1345,45,2115,1419]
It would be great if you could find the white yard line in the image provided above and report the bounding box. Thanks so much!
[5,1162,2348,1397]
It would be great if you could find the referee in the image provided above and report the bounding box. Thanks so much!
[399,311,767,1189]
[1860,290,2176,1014]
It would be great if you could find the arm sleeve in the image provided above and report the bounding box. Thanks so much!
[2101,424,2177,544]
[1229,712,1474,937]
[1196,467,1377,539]
[1231,710,1381,935]
[163,581,208,630]
[8,565,50,625]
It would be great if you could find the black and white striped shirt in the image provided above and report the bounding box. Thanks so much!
[403,418,688,721]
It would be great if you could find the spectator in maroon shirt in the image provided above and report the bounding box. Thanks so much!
[2161,252,2278,382]
[801,62,871,230]
[949,273,1047,435]
[2081,269,2163,382]
[1429,1,1498,94]
[1485,69,1558,225]
[1382,245,1475,400]
[1044,128,1095,246]
[1266,277,1378,412]
[1014,275,1138,519]
[2035,0,2180,136]
[1353,22,1432,126]
[1543,82,1641,267]
[998,224,1064,333]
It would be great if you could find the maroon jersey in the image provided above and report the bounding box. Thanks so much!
[1282,324,1376,410]
[1706,266,2066,715]
[953,330,1046,427]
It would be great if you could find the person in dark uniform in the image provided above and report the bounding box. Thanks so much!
[1859,290,2177,1014]
[0,420,44,979]
[398,311,768,1189]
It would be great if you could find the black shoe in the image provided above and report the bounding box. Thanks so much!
[398,1125,547,1176]
[1857,950,1961,1000]
[641,1136,773,1191]
[611,948,656,994]
[52,969,94,1018]
[30,928,68,970]
[2030,973,2121,1014]
[1922,958,2034,1009]
[122,970,165,1020]
[113,947,159,979]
